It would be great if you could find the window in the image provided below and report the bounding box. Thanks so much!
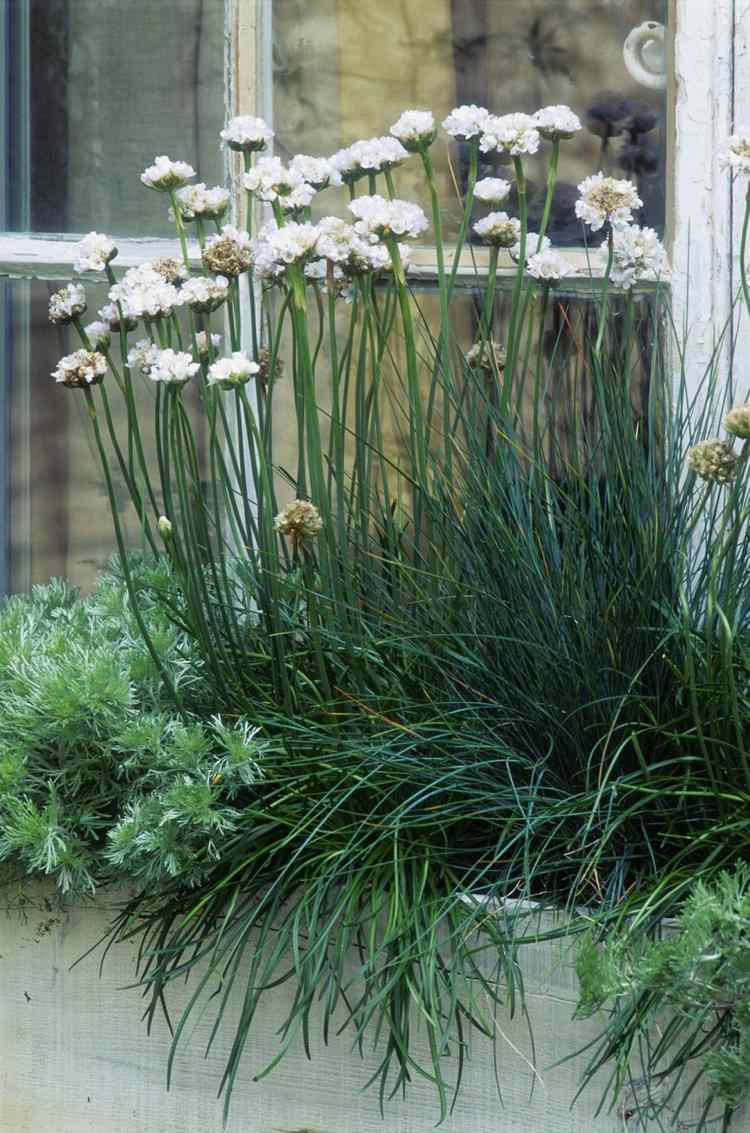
[0,0,741,593]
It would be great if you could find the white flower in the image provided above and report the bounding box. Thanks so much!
[279,182,317,213]
[157,516,172,538]
[473,212,521,247]
[127,340,161,374]
[242,155,315,209]
[480,113,540,157]
[313,217,389,276]
[289,154,342,191]
[173,183,230,221]
[473,177,511,205]
[330,137,409,183]
[220,115,273,153]
[526,249,575,284]
[442,105,491,140]
[575,173,642,232]
[140,155,196,192]
[194,331,222,357]
[98,302,137,333]
[109,264,181,320]
[73,232,117,273]
[52,349,107,388]
[207,351,260,389]
[722,132,750,176]
[349,195,428,242]
[179,275,230,312]
[148,348,200,386]
[533,105,582,141]
[390,109,436,150]
[511,232,551,263]
[251,221,321,280]
[49,283,87,324]
[606,224,670,289]
[203,225,254,276]
[83,320,111,349]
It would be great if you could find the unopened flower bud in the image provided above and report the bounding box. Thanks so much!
[158,516,173,538]
[686,439,740,484]
[724,406,750,440]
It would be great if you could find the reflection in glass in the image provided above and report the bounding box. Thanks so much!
[272,0,668,244]
[1,0,225,237]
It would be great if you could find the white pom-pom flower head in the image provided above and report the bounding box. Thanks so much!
[480,114,540,157]
[473,212,521,248]
[207,352,260,390]
[173,183,230,222]
[52,349,107,389]
[526,249,575,285]
[605,224,669,290]
[74,232,117,274]
[349,195,428,243]
[390,110,437,151]
[148,348,200,386]
[722,132,750,176]
[220,115,273,153]
[442,105,490,141]
[473,178,512,205]
[49,283,87,325]
[533,105,582,142]
[141,155,196,192]
[575,173,642,232]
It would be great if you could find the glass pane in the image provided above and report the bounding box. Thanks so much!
[1,279,210,594]
[272,0,668,244]
[1,0,225,237]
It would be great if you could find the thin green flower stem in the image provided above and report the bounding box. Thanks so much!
[419,146,452,476]
[227,287,240,350]
[386,238,427,488]
[326,282,347,552]
[531,285,551,460]
[448,140,479,299]
[83,386,182,708]
[233,386,257,545]
[595,228,615,359]
[243,152,254,238]
[272,200,286,227]
[536,139,560,250]
[476,246,500,361]
[368,173,377,195]
[169,190,191,271]
[384,170,397,199]
[195,218,207,252]
[739,184,750,323]
[503,156,529,395]
[311,282,326,369]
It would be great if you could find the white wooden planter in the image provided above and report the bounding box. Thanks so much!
[1,891,747,1133]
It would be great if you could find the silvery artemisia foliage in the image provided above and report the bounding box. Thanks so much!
[0,562,269,895]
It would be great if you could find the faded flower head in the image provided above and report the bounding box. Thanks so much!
[686,439,740,484]
[526,249,575,284]
[150,257,187,284]
[575,172,642,231]
[390,109,437,151]
[466,340,507,374]
[722,132,750,176]
[220,115,273,153]
[173,183,230,222]
[109,264,181,320]
[251,220,321,280]
[140,155,196,192]
[203,225,253,277]
[148,348,200,386]
[256,346,283,385]
[52,349,107,389]
[83,320,111,350]
[74,231,117,274]
[473,211,521,247]
[194,330,222,358]
[274,499,323,546]
[725,406,750,440]
[127,339,161,375]
[473,177,512,205]
[289,154,342,191]
[349,195,428,243]
[330,137,409,184]
[179,275,230,313]
[442,104,491,141]
[607,224,669,289]
[49,283,87,325]
[480,113,540,157]
[207,351,260,389]
[533,105,582,141]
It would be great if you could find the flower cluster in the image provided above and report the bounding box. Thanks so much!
[127,340,161,375]
[274,499,323,545]
[251,221,321,280]
[473,212,521,247]
[141,156,196,192]
[390,110,436,151]
[207,352,259,389]
[480,113,540,156]
[607,224,669,289]
[442,104,490,140]
[686,440,740,484]
[83,320,111,350]
[179,275,230,313]
[473,178,511,205]
[49,283,87,325]
[526,249,575,284]
[195,330,222,357]
[108,263,181,320]
[243,155,315,209]
[725,406,750,440]
[466,340,507,373]
[220,115,273,153]
[288,154,341,191]
[533,105,582,141]
[722,132,750,176]
[173,183,230,222]
[330,137,408,185]
[575,173,643,231]
[202,225,253,277]
[74,232,117,274]
[148,348,200,386]
[52,349,107,388]
[349,195,428,242]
